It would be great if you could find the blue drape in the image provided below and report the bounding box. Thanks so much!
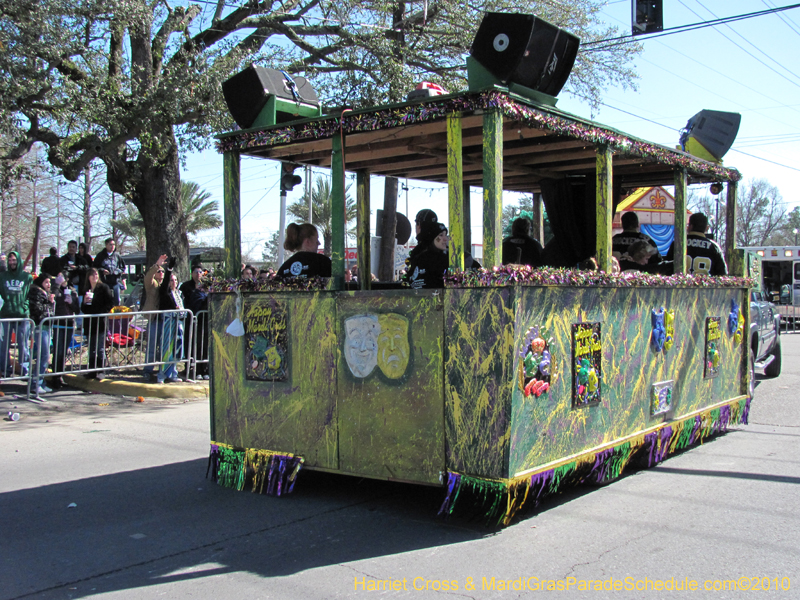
[640,224,674,256]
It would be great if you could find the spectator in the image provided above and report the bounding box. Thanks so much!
[93,238,126,305]
[142,254,166,383]
[28,274,55,394]
[51,273,79,389]
[405,222,449,289]
[182,265,209,380]
[40,247,61,277]
[79,242,93,265]
[0,252,7,272]
[59,240,90,301]
[275,223,332,279]
[158,257,185,384]
[81,267,115,379]
[502,217,543,267]
[0,251,33,377]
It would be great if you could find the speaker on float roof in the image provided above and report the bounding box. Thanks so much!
[679,110,741,163]
[222,65,320,129]
[470,12,579,97]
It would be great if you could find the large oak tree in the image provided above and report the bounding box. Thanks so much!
[1,0,640,273]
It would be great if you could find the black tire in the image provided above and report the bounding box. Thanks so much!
[764,336,782,378]
[748,348,756,399]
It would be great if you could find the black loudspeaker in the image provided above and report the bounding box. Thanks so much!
[375,210,412,245]
[222,65,319,129]
[470,12,579,97]
[632,0,663,35]
[679,110,741,162]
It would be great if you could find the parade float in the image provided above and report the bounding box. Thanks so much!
[206,13,753,524]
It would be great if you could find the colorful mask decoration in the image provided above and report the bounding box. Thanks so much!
[651,307,666,353]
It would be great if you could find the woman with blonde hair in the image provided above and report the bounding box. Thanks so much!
[275,223,332,279]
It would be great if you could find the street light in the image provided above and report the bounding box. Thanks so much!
[793,228,798,246]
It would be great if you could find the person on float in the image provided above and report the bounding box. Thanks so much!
[275,223,332,279]
[612,212,662,266]
[666,212,727,276]
[405,221,450,289]
[502,217,543,267]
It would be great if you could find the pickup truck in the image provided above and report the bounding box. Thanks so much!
[750,290,782,397]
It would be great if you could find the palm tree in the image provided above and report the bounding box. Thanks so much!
[110,202,147,251]
[287,176,356,255]
[179,181,223,237]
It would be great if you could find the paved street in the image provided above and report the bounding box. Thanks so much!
[2,335,799,600]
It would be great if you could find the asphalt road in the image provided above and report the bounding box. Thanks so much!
[2,334,799,600]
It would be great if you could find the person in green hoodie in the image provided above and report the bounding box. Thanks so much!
[0,251,33,376]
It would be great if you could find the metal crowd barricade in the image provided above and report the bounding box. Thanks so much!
[187,309,209,381]
[0,317,36,400]
[34,309,193,391]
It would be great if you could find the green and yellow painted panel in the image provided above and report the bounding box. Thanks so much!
[336,290,445,484]
[444,287,516,479]
[507,285,749,476]
[210,291,339,469]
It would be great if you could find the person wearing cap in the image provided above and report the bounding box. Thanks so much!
[405,221,450,289]
[142,254,167,383]
[413,208,481,271]
[51,272,79,388]
[415,209,438,236]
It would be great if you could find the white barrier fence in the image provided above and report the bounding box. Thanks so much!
[0,309,207,401]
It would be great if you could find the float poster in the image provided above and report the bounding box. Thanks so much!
[704,316,722,379]
[572,322,602,408]
[244,302,288,381]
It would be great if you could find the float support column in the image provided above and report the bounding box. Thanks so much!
[595,145,613,272]
[331,133,346,290]
[483,109,503,268]
[447,113,465,273]
[673,169,688,275]
[223,151,242,278]
[356,169,371,290]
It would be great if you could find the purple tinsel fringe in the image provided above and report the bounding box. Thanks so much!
[438,473,462,515]
[588,448,614,483]
[529,469,554,505]
[742,397,751,424]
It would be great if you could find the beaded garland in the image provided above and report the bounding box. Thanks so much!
[443,266,755,289]
[216,90,741,182]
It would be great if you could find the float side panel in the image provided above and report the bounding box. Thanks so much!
[509,286,748,475]
[209,292,338,469]
[444,287,515,479]
[337,292,445,484]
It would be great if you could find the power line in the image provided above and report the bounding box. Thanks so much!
[582,2,800,52]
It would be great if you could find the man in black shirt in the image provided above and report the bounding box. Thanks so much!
[502,217,543,266]
[612,212,662,265]
[666,212,727,276]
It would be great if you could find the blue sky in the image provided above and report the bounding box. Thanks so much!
[184,1,800,255]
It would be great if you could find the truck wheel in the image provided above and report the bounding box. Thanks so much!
[764,336,782,378]
[748,348,755,399]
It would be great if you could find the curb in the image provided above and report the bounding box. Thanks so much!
[60,374,209,399]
